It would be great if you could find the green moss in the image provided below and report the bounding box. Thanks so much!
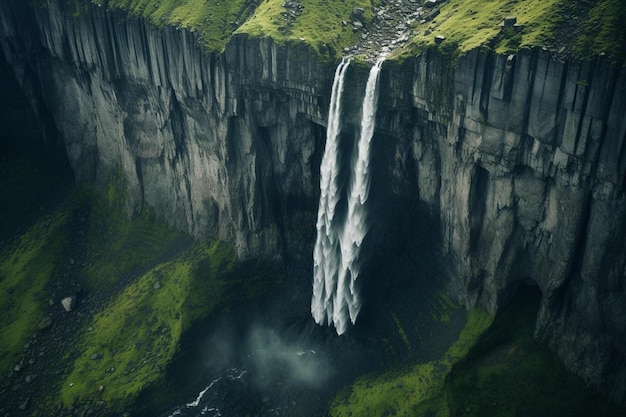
[573,0,626,62]
[394,0,626,62]
[90,0,257,52]
[87,0,380,56]
[444,291,626,417]
[432,292,460,324]
[236,0,379,60]
[82,0,625,61]
[0,211,68,373]
[80,172,184,291]
[60,240,234,408]
[329,308,493,417]
[390,311,412,353]
[394,0,561,59]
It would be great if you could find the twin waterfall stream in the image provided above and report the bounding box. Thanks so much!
[311,58,385,335]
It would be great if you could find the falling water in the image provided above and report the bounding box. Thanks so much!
[312,58,384,335]
[311,58,350,326]
[333,57,384,334]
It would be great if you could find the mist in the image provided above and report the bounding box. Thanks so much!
[245,325,333,389]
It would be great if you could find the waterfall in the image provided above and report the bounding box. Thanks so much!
[312,58,384,335]
[334,57,384,334]
[311,58,351,326]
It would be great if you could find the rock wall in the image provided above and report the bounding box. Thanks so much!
[378,49,626,402]
[1,0,625,405]
[0,0,330,260]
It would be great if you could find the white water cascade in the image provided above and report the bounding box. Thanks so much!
[312,57,385,335]
[311,57,351,327]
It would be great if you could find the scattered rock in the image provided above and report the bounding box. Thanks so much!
[425,8,440,21]
[61,296,77,312]
[153,282,161,290]
[37,316,53,331]
[502,16,517,28]
[18,398,29,410]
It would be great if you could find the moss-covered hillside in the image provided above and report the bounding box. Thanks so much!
[85,0,625,61]
[329,290,626,417]
[88,0,380,56]
[0,157,282,415]
[398,0,626,63]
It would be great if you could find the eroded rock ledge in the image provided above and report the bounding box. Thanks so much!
[1,0,625,405]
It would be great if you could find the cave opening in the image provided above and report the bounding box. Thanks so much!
[498,277,543,318]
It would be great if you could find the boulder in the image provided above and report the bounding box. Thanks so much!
[61,296,77,312]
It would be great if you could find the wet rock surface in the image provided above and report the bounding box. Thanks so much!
[0,0,625,411]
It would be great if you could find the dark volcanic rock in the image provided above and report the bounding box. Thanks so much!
[0,0,625,408]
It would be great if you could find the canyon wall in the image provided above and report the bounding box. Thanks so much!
[1,0,625,404]
[0,0,330,261]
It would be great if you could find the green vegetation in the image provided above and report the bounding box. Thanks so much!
[236,0,379,59]
[394,0,625,63]
[0,211,68,373]
[90,0,257,51]
[60,240,234,408]
[329,308,493,417]
[444,289,626,417]
[432,291,459,324]
[78,0,624,61]
[331,288,625,417]
[395,0,563,60]
[390,311,412,353]
[573,0,626,62]
[87,0,380,57]
[80,170,184,291]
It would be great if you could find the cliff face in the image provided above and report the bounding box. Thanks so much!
[0,0,330,261]
[378,50,626,401]
[1,0,625,404]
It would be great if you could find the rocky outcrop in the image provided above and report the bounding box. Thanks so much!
[0,0,332,260]
[1,0,625,405]
[377,49,626,402]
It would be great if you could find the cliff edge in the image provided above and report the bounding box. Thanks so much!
[1,0,625,407]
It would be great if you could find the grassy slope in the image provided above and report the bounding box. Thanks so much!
[401,0,562,54]
[59,240,234,407]
[86,0,624,60]
[91,0,257,51]
[90,0,379,56]
[329,308,493,417]
[0,211,68,373]
[79,172,185,291]
[396,0,626,62]
[573,0,626,60]
[0,157,278,412]
[444,290,626,417]
[235,0,378,58]
[331,290,626,417]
